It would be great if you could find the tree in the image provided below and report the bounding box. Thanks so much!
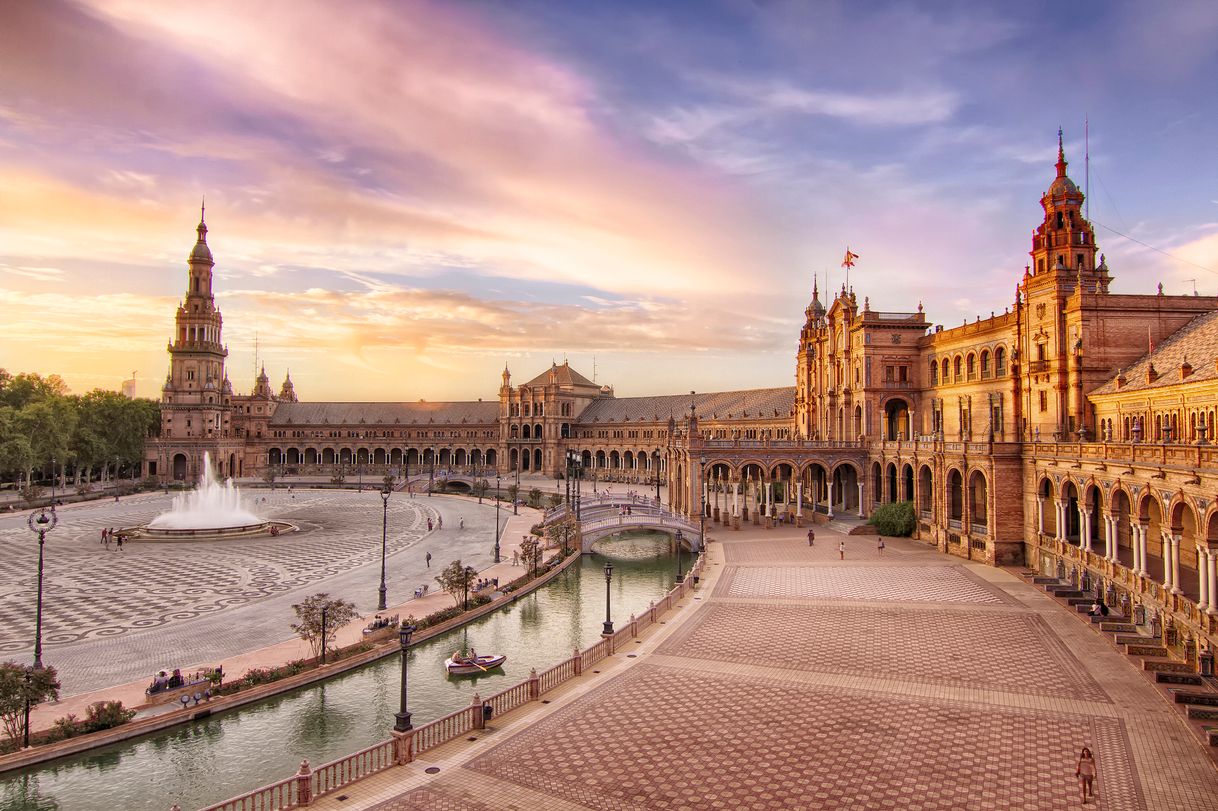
[528,487,542,508]
[507,484,519,505]
[0,663,61,745]
[473,479,489,503]
[435,559,477,609]
[869,501,916,537]
[546,514,577,555]
[290,594,358,660]
[518,535,541,578]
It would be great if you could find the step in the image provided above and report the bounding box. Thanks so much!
[1186,706,1218,721]
[1143,658,1195,674]
[1208,728,1218,747]
[1032,576,1062,585]
[1174,690,1218,707]
[1089,614,1126,624]
[1047,587,1084,598]
[1155,672,1204,686]
[1125,644,1170,658]
[1100,622,1136,634]
[1115,633,1156,646]
[1068,597,1098,607]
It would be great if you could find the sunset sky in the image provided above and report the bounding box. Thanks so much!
[2,0,1216,401]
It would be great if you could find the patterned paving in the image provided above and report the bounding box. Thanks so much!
[716,564,1017,605]
[464,663,1143,811]
[720,535,937,564]
[657,602,1110,702]
[0,491,435,651]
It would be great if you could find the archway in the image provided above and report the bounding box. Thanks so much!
[968,471,988,534]
[917,465,933,518]
[833,463,859,513]
[1111,489,1133,568]
[885,398,910,440]
[1062,481,1080,544]
[1082,484,1102,550]
[1138,494,1165,584]
[322,448,336,465]
[1038,477,1056,537]
[885,463,897,504]
[947,469,963,524]
[173,453,188,481]
[901,463,914,502]
[269,448,283,466]
[533,448,542,471]
[871,462,882,509]
[1171,500,1200,603]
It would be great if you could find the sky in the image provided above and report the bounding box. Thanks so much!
[2,0,1217,401]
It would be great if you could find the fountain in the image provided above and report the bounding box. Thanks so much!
[140,452,287,540]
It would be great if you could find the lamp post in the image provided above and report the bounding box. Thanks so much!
[24,507,57,748]
[378,487,390,611]
[602,560,614,636]
[494,476,502,564]
[699,455,707,557]
[674,529,684,584]
[394,624,417,731]
[514,464,519,515]
[429,446,435,496]
[463,565,476,610]
[654,451,661,505]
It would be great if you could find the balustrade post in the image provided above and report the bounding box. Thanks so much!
[573,648,583,676]
[472,693,485,730]
[393,729,415,764]
[296,759,314,806]
[630,614,638,637]
[528,668,540,700]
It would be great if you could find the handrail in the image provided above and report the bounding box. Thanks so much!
[197,774,298,811]
[311,739,396,796]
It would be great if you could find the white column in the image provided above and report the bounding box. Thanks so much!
[827,481,835,518]
[1199,549,1210,612]
[1136,524,1148,576]
[796,482,803,518]
[1105,515,1116,561]
[1055,504,1065,541]
[732,479,739,517]
[1036,498,1044,535]
[1171,535,1183,595]
[1080,505,1091,552]
[1207,550,1218,615]
[1161,531,1174,591]
[857,483,864,518]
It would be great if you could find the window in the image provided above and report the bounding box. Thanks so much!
[953,356,962,381]
[966,354,976,380]
[941,358,949,383]
[884,366,894,382]
[995,347,1007,376]
[1036,343,1046,362]
[929,360,938,386]
[980,350,991,378]
[1038,391,1047,412]
[898,366,908,383]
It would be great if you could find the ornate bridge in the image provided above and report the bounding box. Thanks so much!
[545,495,703,554]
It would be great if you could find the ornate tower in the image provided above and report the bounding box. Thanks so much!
[794,277,826,439]
[151,204,241,479]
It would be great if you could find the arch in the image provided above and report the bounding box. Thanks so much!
[560,422,571,439]
[834,463,859,512]
[624,450,635,470]
[946,468,963,522]
[953,355,963,382]
[229,453,237,477]
[885,462,897,504]
[522,424,531,439]
[941,358,949,383]
[1038,476,1056,537]
[533,423,543,439]
[406,448,419,467]
[884,398,910,441]
[871,462,882,507]
[373,448,386,465]
[965,352,976,381]
[485,448,497,468]
[917,464,933,517]
[1061,480,1081,544]
[980,349,991,379]
[1111,488,1133,568]
[995,345,1007,377]
[901,463,914,502]
[1170,498,1201,600]
[269,447,283,466]
[455,448,467,467]
[582,450,593,468]
[1082,483,1103,548]
[595,450,606,468]
[511,424,520,439]
[173,453,188,481]
[509,448,519,471]
[304,448,318,466]
[610,450,621,469]
[322,448,336,465]
[533,448,542,471]
[968,470,988,533]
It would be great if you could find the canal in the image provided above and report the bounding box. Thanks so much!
[1,533,678,811]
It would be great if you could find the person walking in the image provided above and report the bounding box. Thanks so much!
[427,517,433,531]
[115,535,125,553]
[838,540,845,560]
[459,516,464,529]
[425,551,432,568]
[806,528,815,546]
[1075,747,1096,803]
[877,538,885,556]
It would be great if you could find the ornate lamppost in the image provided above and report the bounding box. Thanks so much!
[378,487,390,611]
[699,454,707,557]
[429,446,436,496]
[494,475,502,564]
[320,605,329,665]
[514,463,520,516]
[394,624,417,731]
[654,451,661,505]
[24,506,58,748]
[602,560,614,636]
[674,529,684,584]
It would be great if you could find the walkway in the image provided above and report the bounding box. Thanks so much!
[299,517,1218,810]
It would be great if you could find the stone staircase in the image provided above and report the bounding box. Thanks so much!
[1018,571,1218,751]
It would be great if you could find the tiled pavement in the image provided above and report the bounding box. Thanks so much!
[288,523,1218,810]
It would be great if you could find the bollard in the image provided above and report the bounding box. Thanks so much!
[296,759,313,806]
[573,648,583,676]
[528,668,540,700]
[471,693,485,730]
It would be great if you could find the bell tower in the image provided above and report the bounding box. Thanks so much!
[794,276,826,439]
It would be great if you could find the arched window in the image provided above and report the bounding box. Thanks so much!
[980,350,991,378]
[941,358,949,383]
[995,346,1006,376]
[953,356,963,381]
[966,353,976,380]
[929,359,938,386]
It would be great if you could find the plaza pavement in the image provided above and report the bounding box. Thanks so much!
[0,484,554,733]
[300,517,1218,811]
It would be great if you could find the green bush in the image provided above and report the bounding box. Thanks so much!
[81,700,136,733]
[869,501,915,537]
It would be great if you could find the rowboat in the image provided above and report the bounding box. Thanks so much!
[444,653,507,675]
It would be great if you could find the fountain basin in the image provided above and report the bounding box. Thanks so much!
[129,521,296,542]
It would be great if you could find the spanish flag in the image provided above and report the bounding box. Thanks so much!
[841,248,859,268]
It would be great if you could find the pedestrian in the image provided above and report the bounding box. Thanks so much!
[427,518,433,531]
[116,535,124,552]
[1075,747,1096,803]
[838,540,845,560]
[512,550,519,566]
[438,516,443,529]
[806,528,815,546]
[426,551,432,568]
[877,538,885,556]
[459,516,464,529]
[101,528,108,545]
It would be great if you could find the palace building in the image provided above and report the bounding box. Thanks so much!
[146,134,1218,658]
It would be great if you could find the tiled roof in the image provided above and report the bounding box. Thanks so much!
[521,362,599,390]
[1091,310,1218,395]
[577,387,795,423]
[270,401,499,426]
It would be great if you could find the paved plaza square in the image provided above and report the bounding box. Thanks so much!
[312,522,1218,811]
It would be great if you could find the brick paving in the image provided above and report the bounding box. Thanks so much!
[279,521,1218,810]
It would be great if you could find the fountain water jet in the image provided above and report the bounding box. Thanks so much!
[140,451,286,539]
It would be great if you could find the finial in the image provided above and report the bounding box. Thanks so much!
[201,195,206,224]
[1055,128,1067,177]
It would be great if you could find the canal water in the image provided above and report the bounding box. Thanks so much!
[1,534,677,811]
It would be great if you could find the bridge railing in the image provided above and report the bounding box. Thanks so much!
[578,514,701,543]
[191,553,706,811]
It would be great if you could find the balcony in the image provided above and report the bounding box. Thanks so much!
[1027,360,1050,373]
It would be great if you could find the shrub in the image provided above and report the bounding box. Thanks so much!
[81,700,136,733]
[869,501,916,537]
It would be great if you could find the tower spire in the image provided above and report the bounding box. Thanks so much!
[1055,127,1067,178]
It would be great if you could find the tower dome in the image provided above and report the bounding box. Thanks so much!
[190,201,213,264]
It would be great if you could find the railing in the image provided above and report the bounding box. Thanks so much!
[199,775,299,811]
[970,523,988,536]
[198,554,706,811]
[700,439,864,450]
[311,740,395,796]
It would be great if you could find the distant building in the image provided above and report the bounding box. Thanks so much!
[121,376,138,399]
[146,134,1218,658]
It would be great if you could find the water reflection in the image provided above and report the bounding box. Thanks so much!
[1,534,675,811]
